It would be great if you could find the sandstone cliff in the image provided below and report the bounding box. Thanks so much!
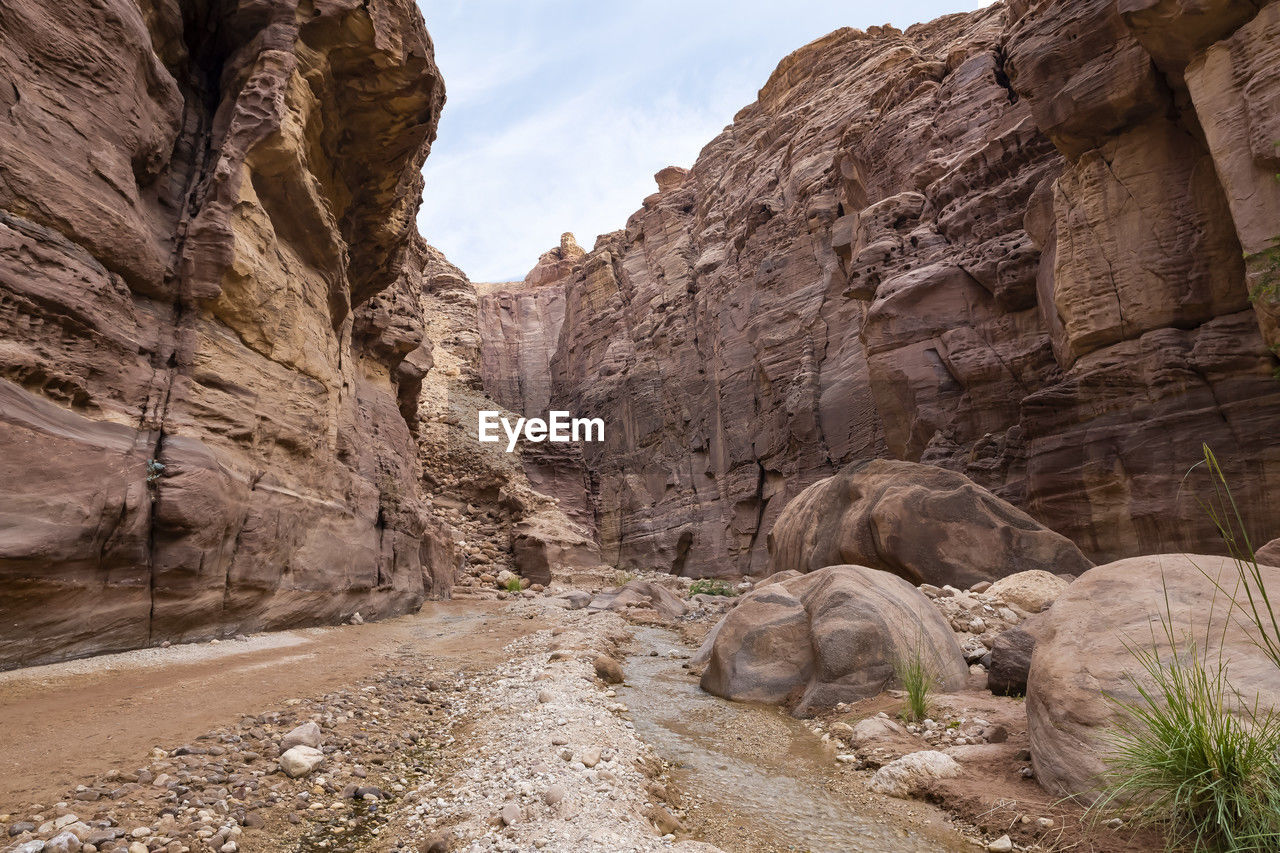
[480,1,1280,578]
[0,0,450,667]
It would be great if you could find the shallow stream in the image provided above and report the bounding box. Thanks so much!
[620,625,971,853]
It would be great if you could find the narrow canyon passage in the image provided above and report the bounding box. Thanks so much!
[3,0,1280,851]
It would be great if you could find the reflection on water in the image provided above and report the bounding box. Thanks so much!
[621,626,970,853]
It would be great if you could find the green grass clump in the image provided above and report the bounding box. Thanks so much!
[504,576,522,593]
[689,579,738,597]
[893,643,936,724]
[1092,614,1280,851]
[1089,445,1280,851]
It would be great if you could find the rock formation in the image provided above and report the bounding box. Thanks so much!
[478,2,1280,578]
[476,235,598,534]
[411,242,600,590]
[0,0,450,668]
[1026,553,1280,800]
[766,458,1092,588]
[698,565,969,713]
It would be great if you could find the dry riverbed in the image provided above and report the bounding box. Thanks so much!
[0,594,1011,853]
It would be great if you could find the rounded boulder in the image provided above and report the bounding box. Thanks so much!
[1027,553,1280,799]
[700,565,968,713]
[767,458,1092,588]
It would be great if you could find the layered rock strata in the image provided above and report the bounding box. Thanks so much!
[479,1,1280,578]
[0,0,449,667]
[413,242,599,590]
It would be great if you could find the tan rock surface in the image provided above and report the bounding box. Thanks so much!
[0,0,450,667]
[1026,553,1280,800]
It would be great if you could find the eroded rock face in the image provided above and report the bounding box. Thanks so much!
[0,0,449,667]
[699,565,969,714]
[1026,553,1280,800]
[478,2,1280,578]
[477,234,597,534]
[767,459,1092,588]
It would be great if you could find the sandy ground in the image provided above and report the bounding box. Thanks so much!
[0,601,533,808]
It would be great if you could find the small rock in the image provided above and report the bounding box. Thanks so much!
[1036,817,1054,829]
[983,724,1008,744]
[418,834,450,853]
[543,784,565,805]
[349,612,364,625]
[8,821,36,836]
[593,655,624,684]
[42,832,80,853]
[499,802,521,826]
[579,747,601,768]
[644,805,683,835]
[10,842,44,853]
[867,751,961,798]
[987,835,1013,852]
[279,746,325,778]
[280,722,323,753]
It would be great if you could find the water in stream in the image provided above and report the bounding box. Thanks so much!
[621,626,972,853]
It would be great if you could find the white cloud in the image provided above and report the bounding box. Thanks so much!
[415,1,986,282]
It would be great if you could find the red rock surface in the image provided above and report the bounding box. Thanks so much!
[480,2,1280,578]
[0,0,451,667]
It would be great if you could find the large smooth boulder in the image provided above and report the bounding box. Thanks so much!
[1027,554,1280,799]
[767,459,1092,589]
[699,565,968,713]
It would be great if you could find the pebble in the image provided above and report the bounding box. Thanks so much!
[987,835,1013,852]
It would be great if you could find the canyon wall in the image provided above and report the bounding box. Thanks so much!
[0,0,453,667]
[480,0,1280,578]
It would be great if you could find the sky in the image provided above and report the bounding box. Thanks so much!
[415,1,987,282]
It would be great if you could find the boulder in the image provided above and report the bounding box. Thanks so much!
[986,616,1044,697]
[511,512,600,585]
[1258,538,1280,567]
[700,565,968,713]
[767,459,1093,589]
[279,721,322,753]
[1027,554,1280,799]
[589,581,688,620]
[867,750,962,798]
[279,745,325,779]
[754,570,802,588]
[986,570,1068,613]
[593,655,624,684]
[850,715,910,746]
